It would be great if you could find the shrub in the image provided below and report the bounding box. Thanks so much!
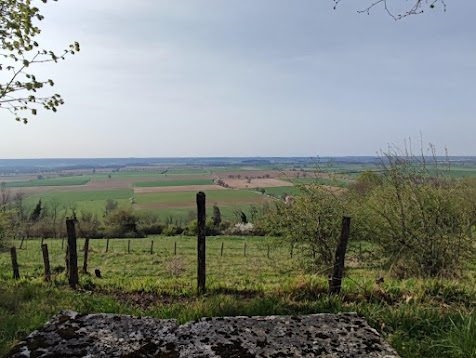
[262,184,348,271]
[162,224,183,236]
[354,153,476,278]
[183,218,220,236]
[136,212,163,235]
[103,209,143,238]
[77,211,103,239]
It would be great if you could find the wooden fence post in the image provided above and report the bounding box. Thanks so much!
[41,244,51,281]
[329,216,351,295]
[244,242,247,257]
[174,241,177,256]
[197,191,206,294]
[66,219,79,289]
[83,238,90,274]
[150,240,154,254]
[127,239,131,253]
[220,242,224,257]
[105,238,110,253]
[10,247,20,279]
[267,245,270,259]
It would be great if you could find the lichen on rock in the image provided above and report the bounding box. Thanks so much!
[8,311,399,357]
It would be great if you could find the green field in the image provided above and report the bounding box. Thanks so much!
[0,236,474,358]
[134,178,213,187]
[24,189,133,216]
[263,186,302,198]
[133,189,271,221]
[135,189,265,206]
[3,176,91,188]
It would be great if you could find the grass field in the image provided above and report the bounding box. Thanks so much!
[22,189,134,219]
[134,179,214,187]
[3,176,91,188]
[0,236,475,358]
[263,186,303,198]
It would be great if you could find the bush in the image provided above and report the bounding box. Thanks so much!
[103,209,144,238]
[162,224,183,236]
[183,218,220,236]
[136,212,163,235]
[262,184,348,271]
[77,211,103,239]
[353,154,476,278]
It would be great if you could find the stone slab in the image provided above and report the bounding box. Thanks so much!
[8,311,399,357]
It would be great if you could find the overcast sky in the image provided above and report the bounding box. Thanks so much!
[1,0,475,158]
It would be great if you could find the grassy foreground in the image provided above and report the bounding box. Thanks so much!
[0,236,475,358]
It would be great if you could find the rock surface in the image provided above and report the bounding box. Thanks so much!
[8,311,399,357]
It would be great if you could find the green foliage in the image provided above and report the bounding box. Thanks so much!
[162,224,184,236]
[103,208,142,238]
[183,218,220,236]
[77,210,102,239]
[104,198,118,216]
[29,199,41,222]
[354,155,476,278]
[136,211,163,235]
[212,205,221,227]
[0,0,79,123]
[0,210,14,248]
[264,184,348,270]
[348,170,383,195]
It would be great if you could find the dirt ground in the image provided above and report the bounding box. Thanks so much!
[219,178,293,189]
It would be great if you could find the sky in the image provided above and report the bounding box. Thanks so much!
[1,0,475,158]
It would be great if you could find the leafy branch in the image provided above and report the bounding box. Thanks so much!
[0,0,79,123]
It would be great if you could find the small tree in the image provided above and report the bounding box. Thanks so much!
[212,204,222,227]
[29,199,42,222]
[103,208,142,238]
[240,211,248,224]
[269,184,347,270]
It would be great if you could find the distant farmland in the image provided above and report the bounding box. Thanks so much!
[5,159,476,223]
[3,176,91,188]
[134,178,214,187]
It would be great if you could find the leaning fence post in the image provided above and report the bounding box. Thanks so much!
[105,238,110,253]
[83,238,90,274]
[220,242,224,257]
[329,216,351,295]
[41,244,51,281]
[197,191,206,295]
[66,219,79,289]
[10,247,20,279]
